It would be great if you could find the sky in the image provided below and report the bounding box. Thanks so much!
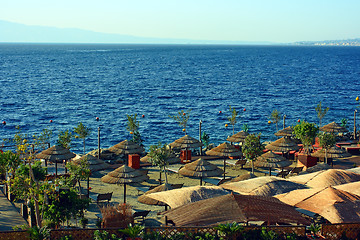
[1,0,360,43]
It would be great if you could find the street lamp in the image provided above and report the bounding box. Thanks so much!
[354,110,357,141]
[199,120,203,156]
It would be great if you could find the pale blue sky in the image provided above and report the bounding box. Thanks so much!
[1,0,359,43]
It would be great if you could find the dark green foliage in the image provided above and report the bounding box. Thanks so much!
[341,118,348,129]
[270,109,282,132]
[118,224,144,238]
[25,226,50,240]
[293,121,319,154]
[57,129,73,149]
[214,222,244,239]
[93,230,120,240]
[74,122,91,154]
[242,133,264,174]
[59,235,74,240]
[315,101,329,127]
[201,132,210,149]
[16,161,47,181]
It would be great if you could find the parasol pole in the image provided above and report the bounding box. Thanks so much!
[98,127,101,159]
[354,110,357,141]
[200,177,203,186]
[283,114,286,129]
[223,159,226,179]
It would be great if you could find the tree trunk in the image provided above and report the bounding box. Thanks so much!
[251,160,254,174]
[83,139,86,155]
[163,166,169,185]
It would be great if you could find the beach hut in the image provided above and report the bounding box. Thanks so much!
[101,165,149,203]
[254,151,292,176]
[205,142,242,179]
[36,145,76,176]
[169,135,203,163]
[275,186,360,224]
[178,158,224,185]
[288,169,360,188]
[161,193,310,226]
[145,185,229,209]
[221,176,307,197]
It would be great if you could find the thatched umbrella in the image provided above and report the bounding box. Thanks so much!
[74,154,111,197]
[108,140,145,162]
[274,126,294,137]
[334,181,360,197]
[36,145,76,176]
[288,169,360,188]
[206,142,242,179]
[178,158,224,185]
[101,165,149,203]
[254,151,292,176]
[221,176,307,197]
[275,186,360,223]
[311,145,351,160]
[161,193,310,226]
[169,135,203,161]
[145,185,229,209]
[227,131,249,143]
[265,137,300,154]
[320,122,348,133]
[75,154,110,172]
[226,173,256,183]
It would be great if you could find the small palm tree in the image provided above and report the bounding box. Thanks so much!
[74,122,91,154]
[315,101,329,127]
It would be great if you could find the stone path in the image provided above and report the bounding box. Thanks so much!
[0,188,28,231]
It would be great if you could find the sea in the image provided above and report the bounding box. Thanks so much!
[1,43,360,154]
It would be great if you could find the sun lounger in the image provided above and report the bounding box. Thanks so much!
[226,159,247,169]
[276,170,290,178]
[90,192,113,203]
[132,209,150,224]
[290,166,304,175]
[136,185,157,195]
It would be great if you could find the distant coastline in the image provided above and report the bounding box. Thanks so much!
[294,38,360,46]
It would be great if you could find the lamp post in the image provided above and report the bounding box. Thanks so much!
[199,120,203,156]
[283,114,286,129]
[354,110,357,141]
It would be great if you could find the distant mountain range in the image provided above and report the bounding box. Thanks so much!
[0,20,273,45]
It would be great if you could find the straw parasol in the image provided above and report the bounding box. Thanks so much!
[206,142,242,179]
[288,169,360,188]
[311,146,351,159]
[145,185,229,209]
[334,181,360,197]
[169,135,203,149]
[74,154,110,172]
[319,122,348,133]
[275,186,360,223]
[161,193,310,226]
[108,140,145,156]
[265,137,300,153]
[226,173,256,183]
[178,158,224,185]
[274,126,294,137]
[101,165,149,203]
[254,151,292,175]
[227,131,249,143]
[221,176,307,197]
[36,145,76,176]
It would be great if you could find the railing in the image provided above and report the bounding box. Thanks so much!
[1,223,360,240]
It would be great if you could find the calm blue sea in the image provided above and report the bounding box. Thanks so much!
[1,44,360,153]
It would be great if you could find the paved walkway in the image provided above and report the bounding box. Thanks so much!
[0,187,28,231]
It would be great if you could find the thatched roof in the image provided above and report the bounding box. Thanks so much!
[137,183,174,206]
[227,131,249,143]
[254,151,292,168]
[311,146,351,158]
[36,145,76,162]
[305,163,331,173]
[169,135,203,149]
[221,176,307,196]
[288,169,360,188]
[101,165,149,184]
[74,154,110,172]
[334,181,360,197]
[108,140,145,155]
[162,193,310,226]
[275,187,360,224]
[225,173,256,183]
[145,185,229,209]
[320,122,348,133]
[206,142,242,157]
[178,158,223,178]
[274,126,294,137]
[265,137,300,153]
